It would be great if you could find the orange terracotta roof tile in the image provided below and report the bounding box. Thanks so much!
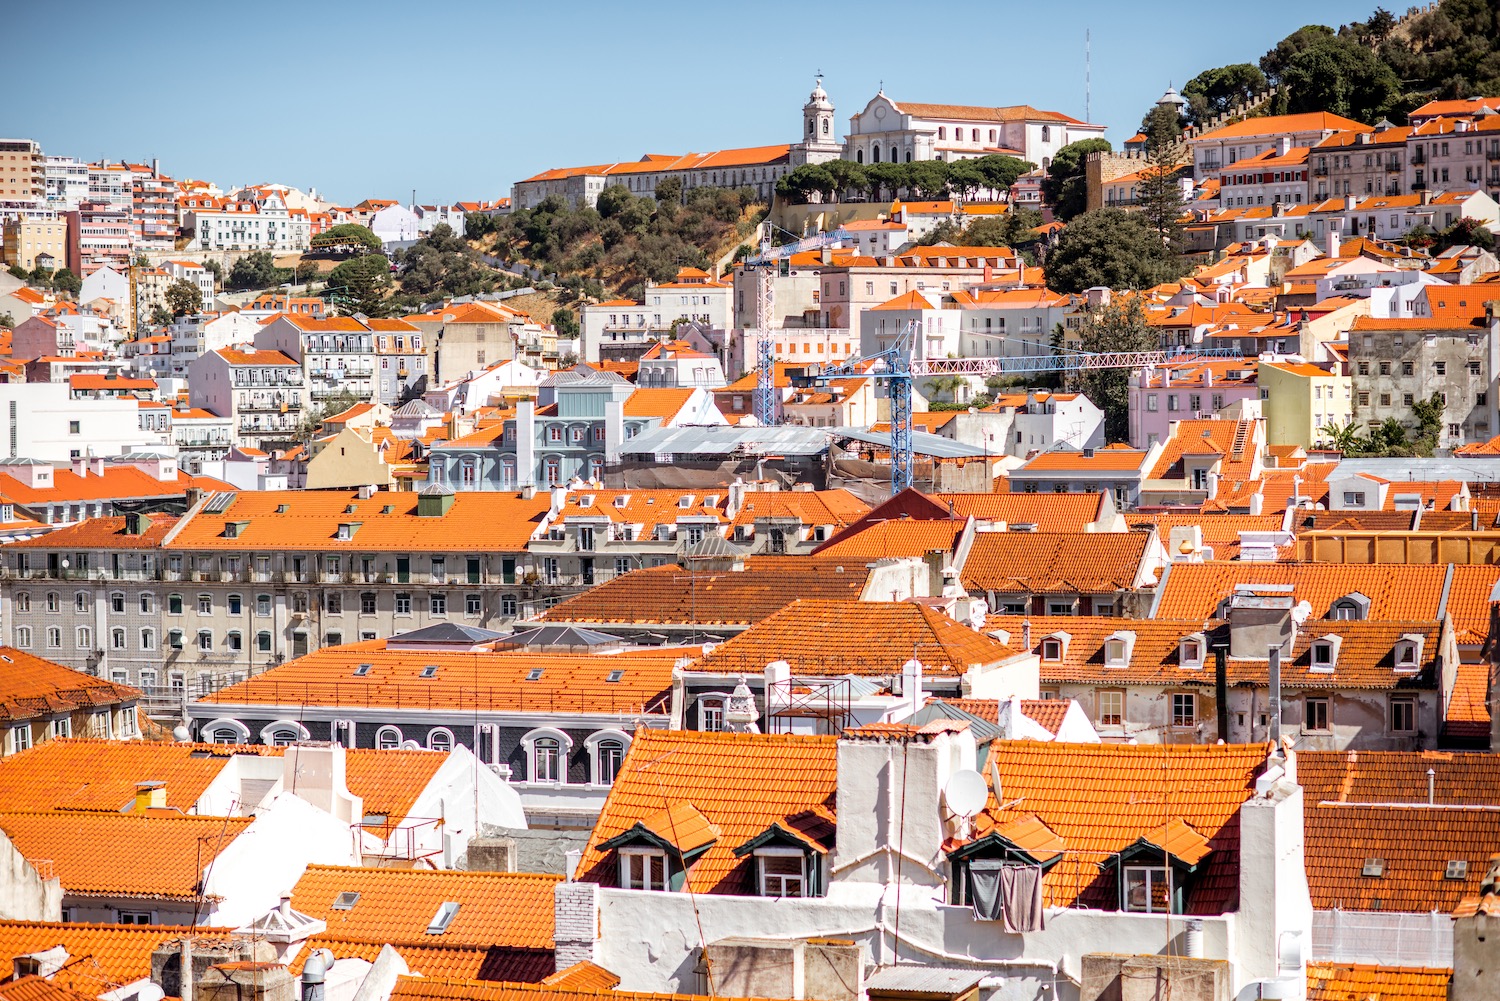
[964,741,1270,911]
[1305,803,1498,911]
[812,519,963,560]
[0,739,272,813]
[290,864,559,949]
[1154,563,1448,621]
[0,649,138,723]
[622,388,695,420]
[0,976,99,1001]
[962,531,1151,593]
[934,697,1072,734]
[1125,513,1282,559]
[198,642,673,716]
[0,921,235,994]
[168,490,550,552]
[0,811,250,899]
[696,600,1018,677]
[291,938,534,981]
[8,514,176,549]
[541,962,622,992]
[0,467,196,506]
[578,729,838,894]
[1018,446,1153,473]
[390,977,740,1001]
[1306,963,1450,1001]
[541,558,869,627]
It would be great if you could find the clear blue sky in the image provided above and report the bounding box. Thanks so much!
[10,0,1383,205]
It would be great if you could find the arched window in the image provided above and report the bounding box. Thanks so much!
[376,725,403,750]
[807,119,815,136]
[111,628,126,649]
[45,626,61,649]
[521,727,574,783]
[427,727,455,752]
[855,149,864,164]
[202,718,250,744]
[822,119,829,135]
[260,720,310,746]
[698,694,729,732]
[585,729,632,785]
[1041,125,1051,142]
[75,626,91,649]
[45,592,59,613]
[937,127,946,140]
[872,144,881,163]
[13,626,29,649]
[544,458,561,486]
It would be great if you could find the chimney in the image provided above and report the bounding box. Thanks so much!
[1343,194,1357,212]
[71,456,87,477]
[1326,227,1341,260]
[1421,188,1434,205]
[301,951,332,1001]
[1227,587,1295,659]
[90,456,106,477]
[181,940,193,1001]
[1021,617,1032,649]
[280,743,362,828]
[1278,136,1291,155]
[133,781,166,812]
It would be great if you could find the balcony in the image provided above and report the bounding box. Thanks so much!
[1311,166,1329,177]
[1411,151,1427,165]
[1487,147,1500,161]
[1385,161,1402,172]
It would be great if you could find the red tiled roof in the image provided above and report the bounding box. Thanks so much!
[962,531,1151,593]
[0,921,235,994]
[1306,964,1449,1001]
[1154,563,1448,621]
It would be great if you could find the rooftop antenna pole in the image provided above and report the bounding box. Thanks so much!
[1085,29,1091,123]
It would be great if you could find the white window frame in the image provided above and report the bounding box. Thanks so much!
[259,719,310,746]
[584,729,632,786]
[755,847,809,898]
[619,848,669,891]
[202,718,250,744]
[427,727,455,752]
[698,693,729,732]
[520,726,574,784]
[376,725,403,750]
[1122,865,1171,913]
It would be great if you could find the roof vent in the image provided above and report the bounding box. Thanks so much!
[425,901,461,935]
[331,891,360,910]
[1362,858,1386,877]
[381,505,395,514]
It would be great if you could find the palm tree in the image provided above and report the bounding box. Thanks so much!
[1318,419,1363,454]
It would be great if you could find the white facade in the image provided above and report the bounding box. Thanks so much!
[581,279,733,363]
[844,94,1105,169]
[78,266,129,311]
[0,383,168,461]
[163,260,215,311]
[369,204,420,247]
[43,157,89,210]
[189,191,310,252]
[168,312,266,377]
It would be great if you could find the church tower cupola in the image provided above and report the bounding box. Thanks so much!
[804,75,835,141]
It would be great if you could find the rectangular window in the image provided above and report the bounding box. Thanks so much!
[620,850,668,891]
[430,593,446,615]
[395,593,412,614]
[1123,866,1171,913]
[759,853,807,897]
[1097,690,1124,726]
[1305,696,1330,732]
[1171,693,1195,728]
[1390,696,1416,735]
[465,593,481,615]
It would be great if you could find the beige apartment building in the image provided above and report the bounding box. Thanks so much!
[0,139,44,203]
[2,212,67,272]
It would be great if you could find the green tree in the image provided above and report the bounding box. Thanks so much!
[824,160,869,201]
[905,160,951,199]
[775,164,836,204]
[1260,24,1338,84]
[654,176,683,204]
[227,252,283,291]
[201,258,222,289]
[1136,104,1188,250]
[551,307,580,339]
[1278,32,1401,122]
[0,312,15,329]
[164,279,202,317]
[294,259,322,285]
[1041,138,1111,221]
[149,305,173,327]
[7,265,28,280]
[1432,217,1496,254]
[50,268,80,298]
[1076,297,1157,443]
[1180,64,1269,127]
[313,223,382,253]
[1411,392,1445,448]
[1318,419,1363,452]
[392,223,497,303]
[973,155,1034,195]
[595,185,636,220]
[1044,209,1187,293]
[326,254,392,316]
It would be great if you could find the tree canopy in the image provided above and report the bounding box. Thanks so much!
[326,255,392,317]
[311,224,382,253]
[1075,297,1158,443]
[774,155,1032,205]
[1040,139,1111,221]
[1043,209,1187,294]
[391,223,498,305]
[1180,63,1268,127]
[227,252,289,291]
[165,279,202,317]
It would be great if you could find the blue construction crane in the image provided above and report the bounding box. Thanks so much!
[798,322,1240,495]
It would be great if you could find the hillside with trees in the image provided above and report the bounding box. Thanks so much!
[467,182,763,301]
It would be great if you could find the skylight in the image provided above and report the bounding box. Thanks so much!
[1446,860,1469,880]
[354,664,372,677]
[276,504,289,513]
[425,901,461,935]
[1362,858,1386,877]
[420,665,439,678]
[606,670,625,683]
[331,891,360,910]
[526,668,544,681]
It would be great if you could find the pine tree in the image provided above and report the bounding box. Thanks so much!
[1135,104,1188,253]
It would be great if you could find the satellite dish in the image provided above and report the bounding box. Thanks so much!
[944,769,988,819]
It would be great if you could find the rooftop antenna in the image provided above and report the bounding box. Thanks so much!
[1085,29,1091,123]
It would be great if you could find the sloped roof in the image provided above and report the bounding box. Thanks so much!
[540,558,869,627]
[0,649,139,723]
[290,865,559,949]
[961,741,1270,911]
[0,739,272,813]
[1306,964,1449,1001]
[696,599,1018,677]
[1153,563,1448,621]
[962,531,1150,593]
[0,921,235,994]
[0,811,250,899]
[578,729,838,894]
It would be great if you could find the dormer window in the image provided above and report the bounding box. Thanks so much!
[619,849,669,891]
[1179,636,1204,670]
[1395,635,1422,672]
[1041,633,1068,661]
[1329,593,1370,621]
[580,495,595,508]
[1104,631,1135,668]
[335,522,359,541]
[1310,635,1341,673]
[425,901,461,934]
[614,495,630,508]
[678,495,695,509]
